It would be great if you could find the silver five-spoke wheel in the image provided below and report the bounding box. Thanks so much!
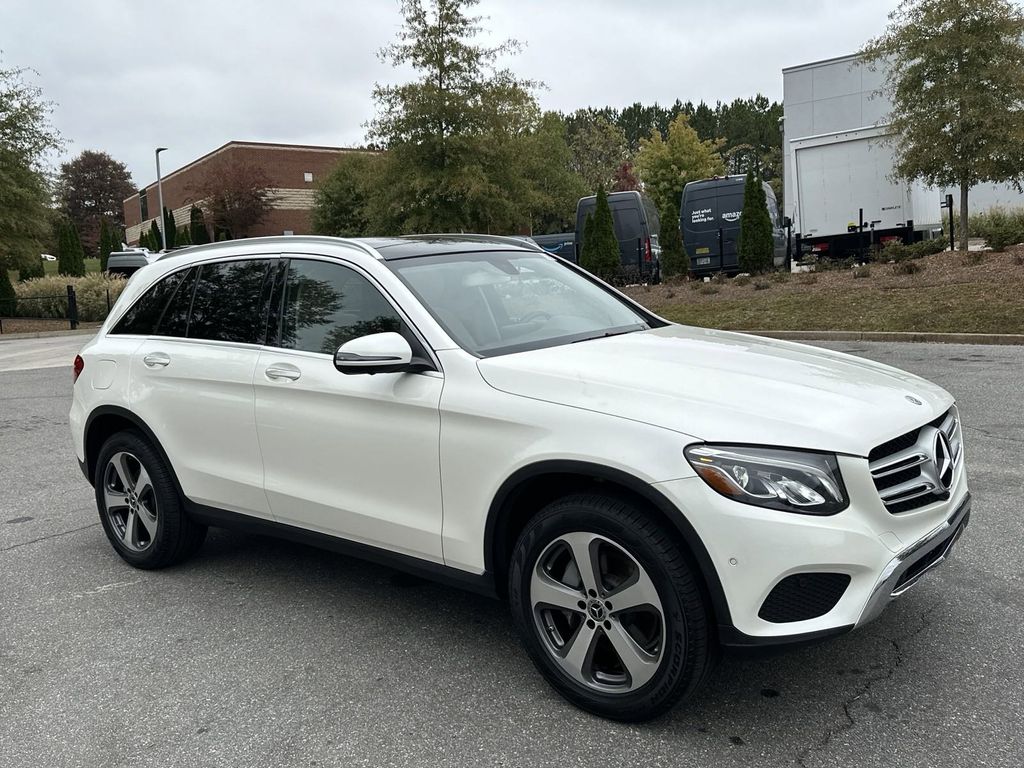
[531,531,664,693]
[102,451,159,552]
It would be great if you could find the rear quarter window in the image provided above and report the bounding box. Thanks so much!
[109,269,188,335]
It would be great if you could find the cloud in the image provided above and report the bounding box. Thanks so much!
[3,0,896,185]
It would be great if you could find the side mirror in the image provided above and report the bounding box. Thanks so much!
[334,332,413,375]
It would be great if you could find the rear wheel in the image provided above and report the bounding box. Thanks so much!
[508,493,712,721]
[94,431,206,568]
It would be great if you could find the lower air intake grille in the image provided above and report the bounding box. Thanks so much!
[758,573,851,623]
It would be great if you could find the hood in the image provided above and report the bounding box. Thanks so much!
[476,325,954,456]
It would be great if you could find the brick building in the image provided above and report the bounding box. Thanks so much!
[123,141,371,246]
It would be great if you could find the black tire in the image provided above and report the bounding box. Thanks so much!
[93,430,206,569]
[508,493,712,722]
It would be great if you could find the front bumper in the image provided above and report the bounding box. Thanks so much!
[858,493,970,627]
[654,453,970,646]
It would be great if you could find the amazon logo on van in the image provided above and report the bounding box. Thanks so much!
[722,211,741,222]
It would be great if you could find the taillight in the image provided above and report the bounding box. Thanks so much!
[644,237,652,262]
[73,354,84,383]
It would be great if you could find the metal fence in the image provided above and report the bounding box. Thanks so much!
[0,285,89,334]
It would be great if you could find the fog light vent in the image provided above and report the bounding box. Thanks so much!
[758,573,851,623]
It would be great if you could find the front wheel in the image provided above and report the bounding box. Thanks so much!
[508,493,713,721]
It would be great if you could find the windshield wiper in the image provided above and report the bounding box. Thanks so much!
[571,325,648,344]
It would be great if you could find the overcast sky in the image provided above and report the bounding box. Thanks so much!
[4,0,896,186]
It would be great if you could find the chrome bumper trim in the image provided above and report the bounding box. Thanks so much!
[858,492,971,627]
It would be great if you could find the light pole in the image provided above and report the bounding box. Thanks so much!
[155,147,168,251]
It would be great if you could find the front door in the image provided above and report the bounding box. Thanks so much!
[253,258,444,562]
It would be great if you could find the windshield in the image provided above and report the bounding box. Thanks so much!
[388,251,652,357]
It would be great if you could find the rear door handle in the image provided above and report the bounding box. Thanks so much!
[143,352,171,368]
[265,363,301,382]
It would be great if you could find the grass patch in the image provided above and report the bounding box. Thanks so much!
[624,248,1024,334]
[852,265,871,279]
[698,284,720,296]
[652,282,1023,333]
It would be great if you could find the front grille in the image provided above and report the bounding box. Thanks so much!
[758,573,851,623]
[868,407,963,514]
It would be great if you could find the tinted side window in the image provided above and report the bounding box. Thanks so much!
[278,260,402,355]
[110,269,187,335]
[188,260,273,344]
[155,267,197,337]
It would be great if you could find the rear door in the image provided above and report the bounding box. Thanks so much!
[130,258,275,518]
[253,257,444,562]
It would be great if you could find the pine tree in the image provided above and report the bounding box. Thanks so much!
[163,207,177,249]
[0,257,16,317]
[189,205,210,244]
[177,225,192,246]
[57,220,86,277]
[580,212,596,267]
[737,171,774,274]
[98,218,114,271]
[580,186,621,282]
[67,221,86,276]
[149,220,163,251]
[658,198,686,277]
[56,221,71,275]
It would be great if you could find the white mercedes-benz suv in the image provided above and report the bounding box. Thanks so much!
[70,235,970,721]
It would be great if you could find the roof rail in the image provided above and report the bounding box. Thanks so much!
[155,235,385,260]
[401,233,545,253]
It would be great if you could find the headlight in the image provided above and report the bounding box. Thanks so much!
[684,444,848,515]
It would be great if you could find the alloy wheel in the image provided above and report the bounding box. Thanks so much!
[102,451,159,552]
[530,532,665,693]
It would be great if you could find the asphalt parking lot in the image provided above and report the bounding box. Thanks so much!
[1,335,1021,768]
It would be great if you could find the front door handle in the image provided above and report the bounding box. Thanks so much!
[265,363,301,382]
[143,352,171,368]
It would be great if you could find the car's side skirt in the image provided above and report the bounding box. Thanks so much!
[184,500,498,598]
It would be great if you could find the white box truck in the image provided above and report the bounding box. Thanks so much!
[790,125,942,258]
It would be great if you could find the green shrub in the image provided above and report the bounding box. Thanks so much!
[14,273,127,322]
[877,238,943,263]
[964,207,1024,251]
[18,254,45,281]
[853,265,871,279]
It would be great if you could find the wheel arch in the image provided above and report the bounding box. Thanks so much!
[83,406,182,497]
[484,460,732,628]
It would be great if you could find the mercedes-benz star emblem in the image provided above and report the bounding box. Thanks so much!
[932,429,954,492]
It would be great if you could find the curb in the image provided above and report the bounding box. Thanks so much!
[742,330,1024,345]
[0,327,99,342]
